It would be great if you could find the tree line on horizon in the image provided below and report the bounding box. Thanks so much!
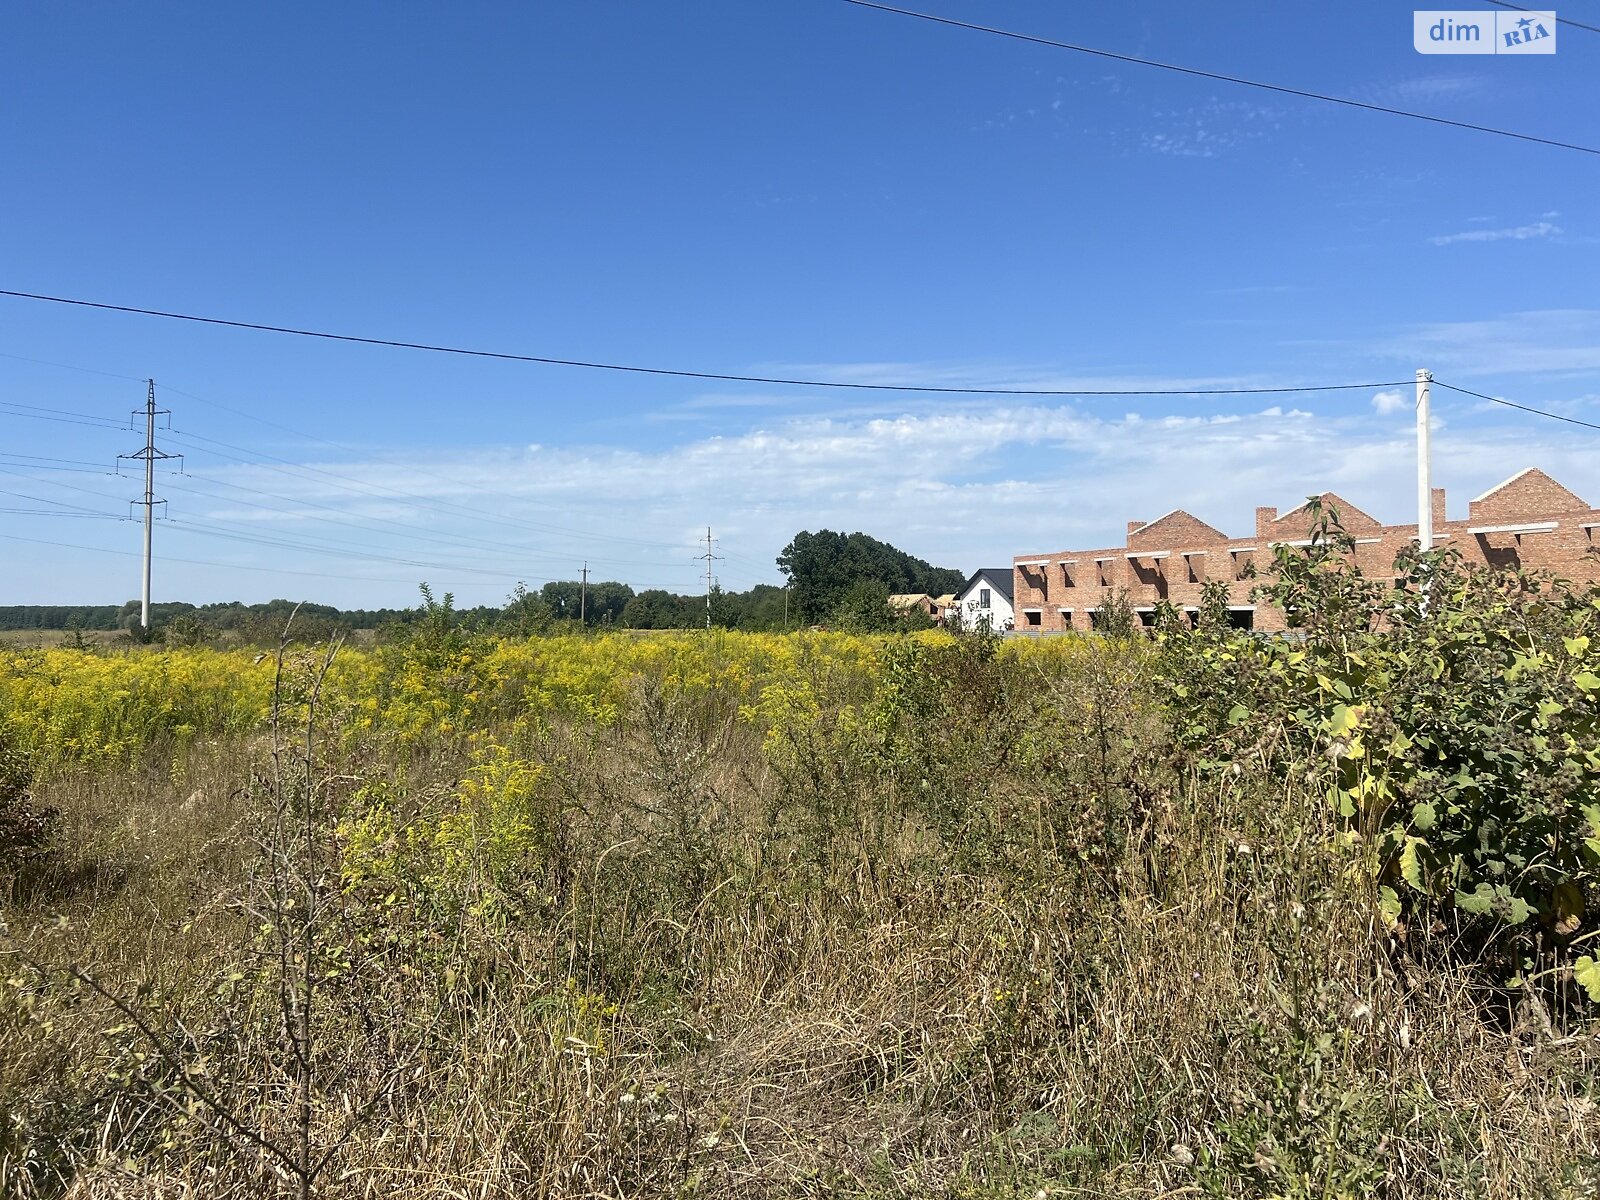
[1,529,967,639]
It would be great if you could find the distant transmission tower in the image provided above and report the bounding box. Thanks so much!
[118,380,181,636]
[697,527,722,630]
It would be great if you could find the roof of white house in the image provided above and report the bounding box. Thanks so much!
[959,568,1014,603]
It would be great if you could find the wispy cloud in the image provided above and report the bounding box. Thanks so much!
[1140,98,1283,158]
[1372,388,1408,415]
[1429,220,1561,246]
[1382,309,1600,377]
[1207,284,1298,297]
[1366,75,1488,105]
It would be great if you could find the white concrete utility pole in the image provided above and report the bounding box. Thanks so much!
[1416,368,1433,552]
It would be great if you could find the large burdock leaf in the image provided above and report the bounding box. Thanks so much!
[1399,836,1447,896]
[1574,956,1600,1004]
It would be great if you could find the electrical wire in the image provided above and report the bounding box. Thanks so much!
[162,518,538,581]
[16,354,1409,558]
[1432,379,1600,433]
[0,400,700,572]
[0,401,129,431]
[838,0,1600,157]
[161,491,682,579]
[2,357,703,553]
[0,451,119,470]
[0,467,132,507]
[0,351,147,382]
[0,530,444,585]
[0,290,1418,396]
[0,461,117,475]
[160,474,559,564]
[0,398,126,424]
[0,486,116,516]
[1481,2,1600,36]
[1,464,696,587]
[0,508,122,519]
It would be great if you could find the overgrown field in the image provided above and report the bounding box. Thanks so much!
[4,533,1600,1198]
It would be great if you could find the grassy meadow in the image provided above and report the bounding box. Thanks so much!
[3,540,1599,1198]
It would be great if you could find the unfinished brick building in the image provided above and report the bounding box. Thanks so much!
[1011,468,1600,634]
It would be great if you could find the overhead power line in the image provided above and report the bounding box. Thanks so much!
[1482,2,1600,36]
[1432,380,1600,433]
[0,357,717,554]
[0,487,118,516]
[0,289,1412,397]
[0,528,687,594]
[0,451,115,470]
[0,466,129,506]
[0,508,120,518]
[0,529,449,586]
[163,518,538,581]
[838,0,1600,157]
[0,350,148,382]
[0,398,128,430]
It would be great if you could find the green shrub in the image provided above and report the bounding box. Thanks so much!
[1162,499,1600,1004]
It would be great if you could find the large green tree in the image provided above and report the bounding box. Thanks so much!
[776,530,964,624]
[540,580,634,626]
[621,589,698,629]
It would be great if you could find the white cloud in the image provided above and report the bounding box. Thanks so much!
[1371,389,1408,415]
[174,394,1596,608]
[1429,221,1561,246]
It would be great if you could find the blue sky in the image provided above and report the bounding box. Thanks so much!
[2,1,1597,608]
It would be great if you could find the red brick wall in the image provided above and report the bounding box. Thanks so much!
[1012,470,1599,634]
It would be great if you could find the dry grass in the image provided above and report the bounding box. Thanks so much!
[3,635,1597,1199]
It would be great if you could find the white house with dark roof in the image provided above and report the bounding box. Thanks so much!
[951,568,1015,632]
